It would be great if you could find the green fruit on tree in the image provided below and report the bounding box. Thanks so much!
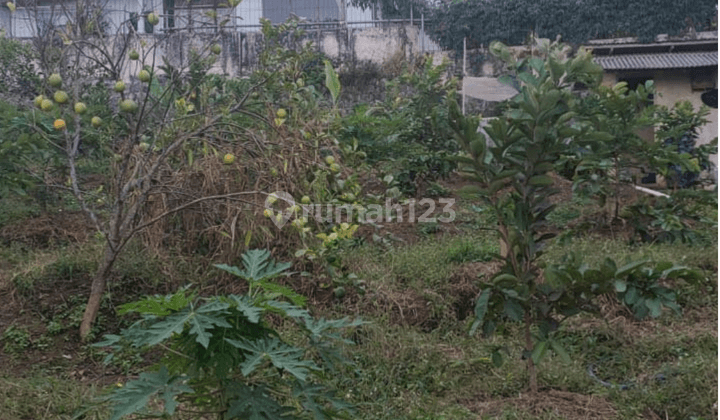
[129,50,140,60]
[53,90,69,104]
[330,163,341,173]
[113,80,126,92]
[138,142,150,152]
[147,12,159,25]
[270,168,279,177]
[113,153,123,162]
[48,73,62,88]
[296,78,304,87]
[74,102,87,114]
[301,195,311,204]
[324,155,335,165]
[119,99,138,113]
[34,95,45,108]
[40,99,54,111]
[210,44,221,55]
[276,108,287,118]
[91,116,102,127]
[138,69,151,83]
[334,286,346,298]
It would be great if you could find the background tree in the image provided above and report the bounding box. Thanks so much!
[428,0,718,53]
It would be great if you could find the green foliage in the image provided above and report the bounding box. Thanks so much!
[324,60,341,106]
[567,80,655,215]
[623,189,718,244]
[652,101,717,189]
[547,254,701,319]
[337,59,458,194]
[0,35,39,97]
[612,261,701,319]
[428,0,717,55]
[2,325,32,355]
[449,38,612,391]
[94,249,361,420]
[0,101,54,197]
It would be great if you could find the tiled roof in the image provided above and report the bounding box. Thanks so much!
[594,51,717,70]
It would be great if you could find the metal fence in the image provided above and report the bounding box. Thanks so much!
[3,1,443,53]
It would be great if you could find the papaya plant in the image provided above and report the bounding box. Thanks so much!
[94,249,362,419]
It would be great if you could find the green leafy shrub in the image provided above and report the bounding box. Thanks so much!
[0,35,39,97]
[652,100,717,189]
[623,189,718,244]
[94,249,361,419]
[336,59,458,194]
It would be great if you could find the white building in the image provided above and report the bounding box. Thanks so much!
[1,0,373,38]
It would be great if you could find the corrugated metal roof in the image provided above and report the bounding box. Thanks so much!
[594,52,718,70]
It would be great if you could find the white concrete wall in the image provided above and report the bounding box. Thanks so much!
[4,0,139,38]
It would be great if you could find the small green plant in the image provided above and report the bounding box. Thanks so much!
[296,223,365,295]
[94,249,361,419]
[2,324,32,356]
[612,260,703,319]
[623,189,718,244]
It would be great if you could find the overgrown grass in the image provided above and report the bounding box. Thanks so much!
[0,193,716,420]
[0,374,108,420]
[347,233,497,290]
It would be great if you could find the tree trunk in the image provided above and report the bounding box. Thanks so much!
[79,245,118,340]
[525,314,538,394]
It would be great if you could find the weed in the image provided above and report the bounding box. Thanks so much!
[425,182,451,198]
[446,237,496,263]
[0,375,108,420]
[2,325,31,355]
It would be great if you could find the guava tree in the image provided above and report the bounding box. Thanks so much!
[448,38,612,393]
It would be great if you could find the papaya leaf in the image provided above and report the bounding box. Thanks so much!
[225,383,291,420]
[225,337,319,381]
[228,295,264,323]
[107,366,192,420]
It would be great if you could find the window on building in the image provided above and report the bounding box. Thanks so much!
[263,0,340,24]
[691,67,716,91]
